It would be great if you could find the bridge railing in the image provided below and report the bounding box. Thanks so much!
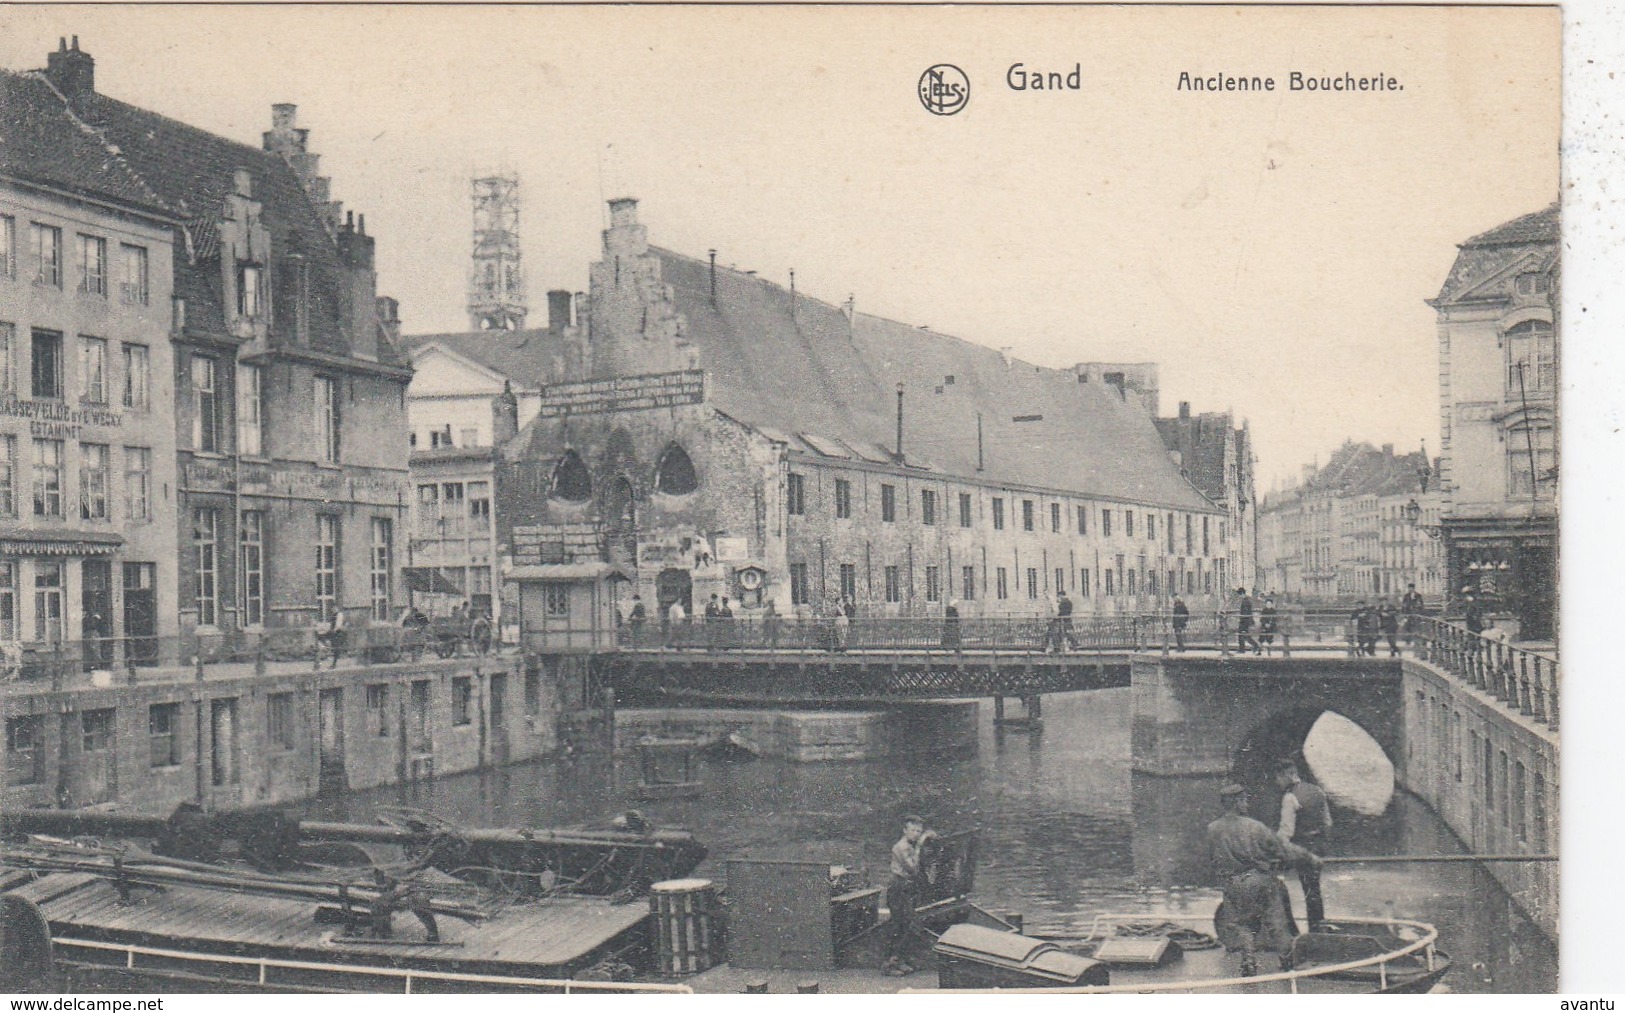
[1413,616,1559,729]
[619,614,1159,653]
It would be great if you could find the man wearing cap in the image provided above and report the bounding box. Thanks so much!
[882,815,937,976]
[1274,759,1332,928]
[1206,782,1321,977]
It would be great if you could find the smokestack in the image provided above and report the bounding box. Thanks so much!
[548,289,573,330]
[789,268,796,318]
[976,412,984,472]
[708,249,717,305]
[895,383,905,462]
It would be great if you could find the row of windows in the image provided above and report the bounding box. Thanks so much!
[188,356,338,463]
[2,324,151,408]
[785,559,1225,605]
[0,215,150,304]
[188,510,393,629]
[0,435,153,522]
[789,470,1222,551]
[415,481,493,538]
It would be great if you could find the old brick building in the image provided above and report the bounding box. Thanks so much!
[3,41,413,648]
[496,198,1229,638]
[1,46,182,664]
[1428,204,1557,640]
[1155,402,1258,594]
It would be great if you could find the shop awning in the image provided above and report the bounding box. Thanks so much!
[1,529,123,556]
[508,563,634,582]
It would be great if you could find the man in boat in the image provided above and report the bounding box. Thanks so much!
[370,867,440,943]
[882,815,938,976]
[1206,783,1321,977]
[1273,759,1333,929]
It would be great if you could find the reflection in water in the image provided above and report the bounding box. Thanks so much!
[303,688,1554,992]
[1304,711,1395,815]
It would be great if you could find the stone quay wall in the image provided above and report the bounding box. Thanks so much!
[2,656,557,814]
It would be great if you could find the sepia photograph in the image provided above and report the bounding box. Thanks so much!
[0,3,1573,996]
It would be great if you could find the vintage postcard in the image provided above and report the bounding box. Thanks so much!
[0,3,1571,997]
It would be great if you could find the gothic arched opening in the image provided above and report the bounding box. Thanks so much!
[654,443,698,496]
[550,450,593,502]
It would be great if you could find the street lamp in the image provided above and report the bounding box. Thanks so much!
[1404,499,1443,540]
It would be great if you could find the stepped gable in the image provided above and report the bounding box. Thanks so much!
[401,328,567,389]
[7,64,403,367]
[1433,202,1558,305]
[650,247,1214,512]
[0,70,166,213]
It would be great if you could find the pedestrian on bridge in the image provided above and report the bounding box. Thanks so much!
[941,602,962,653]
[1236,588,1260,655]
[1379,602,1400,657]
[1172,596,1190,651]
[1259,597,1278,655]
[1401,583,1425,649]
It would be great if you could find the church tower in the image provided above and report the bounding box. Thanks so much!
[467,173,528,331]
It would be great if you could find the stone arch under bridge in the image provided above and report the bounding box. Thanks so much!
[1129,655,1403,779]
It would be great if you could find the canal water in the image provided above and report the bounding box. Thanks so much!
[301,688,1555,992]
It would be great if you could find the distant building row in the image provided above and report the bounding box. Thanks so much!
[1,41,412,659]
[1257,442,1444,602]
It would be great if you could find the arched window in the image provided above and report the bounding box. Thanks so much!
[550,450,592,502]
[1505,319,1555,395]
[654,443,698,496]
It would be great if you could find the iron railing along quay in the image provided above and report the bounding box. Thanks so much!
[1,621,513,689]
[1413,616,1559,729]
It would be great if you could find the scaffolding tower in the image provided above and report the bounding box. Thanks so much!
[468,173,528,331]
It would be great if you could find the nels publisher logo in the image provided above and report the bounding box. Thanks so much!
[918,64,970,116]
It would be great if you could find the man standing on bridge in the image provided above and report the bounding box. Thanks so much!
[1274,759,1332,929]
[1236,588,1260,655]
[1207,783,1320,977]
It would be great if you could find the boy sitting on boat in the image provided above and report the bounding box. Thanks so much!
[1206,783,1322,977]
[370,867,441,943]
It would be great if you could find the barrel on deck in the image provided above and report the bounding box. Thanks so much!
[649,878,716,975]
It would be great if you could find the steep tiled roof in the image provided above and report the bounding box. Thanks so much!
[1463,203,1559,248]
[400,329,567,388]
[0,71,168,214]
[650,247,1215,512]
[3,66,404,368]
[1306,442,1430,498]
[1434,203,1559,305]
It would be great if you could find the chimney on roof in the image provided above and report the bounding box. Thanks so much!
[548,289,573,331]
[46,36,94,101]
[492,381,520,447]
[708,250,718,305]
[574,292,589,336]
[608,197,639,229]
[1178,401,1191,420]
[1382,442,1394,457]
[336,210,378,361]
[375,295,402,344]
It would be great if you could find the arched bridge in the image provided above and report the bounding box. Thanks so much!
[1129,654,1404,777]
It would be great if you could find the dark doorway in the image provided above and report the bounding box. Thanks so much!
[657,568,693,618]
[211,698,238,788]
[489,673,509,766]
[1517,544,1556,641]
[81,560,113,669]
[122,563,157,665]
[318,688,346,793]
